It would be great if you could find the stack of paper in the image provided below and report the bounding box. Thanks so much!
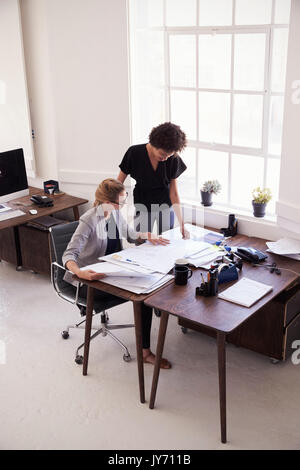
[80,224,225,294]
[266,238,300,261]
[218,277,273,307]
[81,261,173,294]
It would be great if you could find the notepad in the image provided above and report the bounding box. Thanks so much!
[218,277,273,307]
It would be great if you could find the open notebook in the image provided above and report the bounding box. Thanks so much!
[218,277,273,308]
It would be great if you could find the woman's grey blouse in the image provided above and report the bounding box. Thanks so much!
[62,205,139,285]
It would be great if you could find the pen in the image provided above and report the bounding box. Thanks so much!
[201,272,205,284]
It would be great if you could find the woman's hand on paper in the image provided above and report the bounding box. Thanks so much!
[77,269,107,281]
[146,232,170,246]
[181,225,190,239]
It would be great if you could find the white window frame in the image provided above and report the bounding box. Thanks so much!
[128,0,290,215]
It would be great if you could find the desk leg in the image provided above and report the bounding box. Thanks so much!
[83,286,94,376]
[73,206,80,221]
[133,301,145,404]
[217,332,227,443]
[149,311,169,410]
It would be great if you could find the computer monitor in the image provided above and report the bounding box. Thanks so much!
[0,148,29,203]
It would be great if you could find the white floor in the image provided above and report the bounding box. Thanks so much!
[0,260,300,450]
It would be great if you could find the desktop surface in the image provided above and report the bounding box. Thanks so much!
[145,235,300,333]
[0,186,88,230]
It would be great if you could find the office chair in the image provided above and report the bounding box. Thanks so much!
[50,221,134,365]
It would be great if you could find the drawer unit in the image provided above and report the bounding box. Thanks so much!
[18,225,52,275]
[0,226,20,265]
[178,283,300,362]
[284,312,300,360]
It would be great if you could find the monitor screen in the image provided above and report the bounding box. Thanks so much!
[0,148,29,203]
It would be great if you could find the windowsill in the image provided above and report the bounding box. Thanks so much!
[181,198,277,226]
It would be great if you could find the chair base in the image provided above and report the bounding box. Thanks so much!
[62,311,134,364]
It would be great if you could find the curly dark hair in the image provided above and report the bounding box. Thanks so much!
[149,122,187,153]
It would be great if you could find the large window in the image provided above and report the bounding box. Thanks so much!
[129,0,290,214]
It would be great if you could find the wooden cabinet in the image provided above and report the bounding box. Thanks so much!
[0,227,20,265]
[178,282,300,361]
[18,225,53,275]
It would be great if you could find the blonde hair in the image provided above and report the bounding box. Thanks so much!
[94,178,125,207]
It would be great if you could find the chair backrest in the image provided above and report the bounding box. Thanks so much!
[50,221,79,265]
[50,221,79,292]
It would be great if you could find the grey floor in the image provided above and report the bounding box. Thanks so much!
[0,260,300,450]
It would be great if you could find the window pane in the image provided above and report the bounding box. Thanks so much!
[199,0,232,26]
[198,34,231,89]
[166,0,197,26]
[275,0,291,24]
[132,87,165,143]
[235,0,272,25]
[231,154,264,208]
[177,147,197,199]
[170,90,197,140]
[271,29,289,93]
[133,31,164,87]
[199,92,230,144]
[198,150,228,204]
[133,0,164,27]
[169,35,196,88]
[268,95,284,156]
[234,34,266,91]
[266,158,280,213]
[233,94,263,148]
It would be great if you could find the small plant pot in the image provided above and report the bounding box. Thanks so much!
[201,191,213,206]
[252,201,266,218]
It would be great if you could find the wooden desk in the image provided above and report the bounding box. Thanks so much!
[78,278,173,404]
[0,186,88,269]
[145,234,300,443]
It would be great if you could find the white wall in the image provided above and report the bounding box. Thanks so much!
[277,0,300,238]
[0,0,34,173]
[21,0,131,206]
[20,0,57,179]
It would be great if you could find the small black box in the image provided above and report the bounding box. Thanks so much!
[43,179,59,194]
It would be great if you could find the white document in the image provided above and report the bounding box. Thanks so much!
[266,238,300,255]
[0,203,11,213]
[218,277,273,308]
[0,209,25,222]
[99,273,173,294]
[81,261,150,277]
[187,250,225,269]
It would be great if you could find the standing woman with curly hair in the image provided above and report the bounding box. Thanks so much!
[117,122,189,238]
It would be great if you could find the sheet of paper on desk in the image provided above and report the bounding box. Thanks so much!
[101,237,218,275]
[0,203,11,213]
[163,223,223,244]
[81,261,151,277]
[99,272,173,294]
[218,277,273,307]
[266,238,300,255]
[187,249,224,268]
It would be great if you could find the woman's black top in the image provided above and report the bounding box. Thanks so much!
[105,216,122,256]
[119,144,186,211]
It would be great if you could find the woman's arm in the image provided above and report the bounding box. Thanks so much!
[169,178,189,239]
[117,170,128,184]
[65,260,106,281]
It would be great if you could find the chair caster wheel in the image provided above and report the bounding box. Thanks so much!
[123,353,132,362]
[61,331,69,339]
[181,327,188,334]
[75,355,84,365]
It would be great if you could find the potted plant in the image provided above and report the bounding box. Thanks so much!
[200,180,221,206]
[252,187,272,217]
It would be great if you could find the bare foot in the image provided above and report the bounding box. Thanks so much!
[143,351,171,369]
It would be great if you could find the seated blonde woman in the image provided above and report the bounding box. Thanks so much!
[62,178,171,369]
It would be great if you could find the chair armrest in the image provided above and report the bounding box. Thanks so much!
[51,261,82,304]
